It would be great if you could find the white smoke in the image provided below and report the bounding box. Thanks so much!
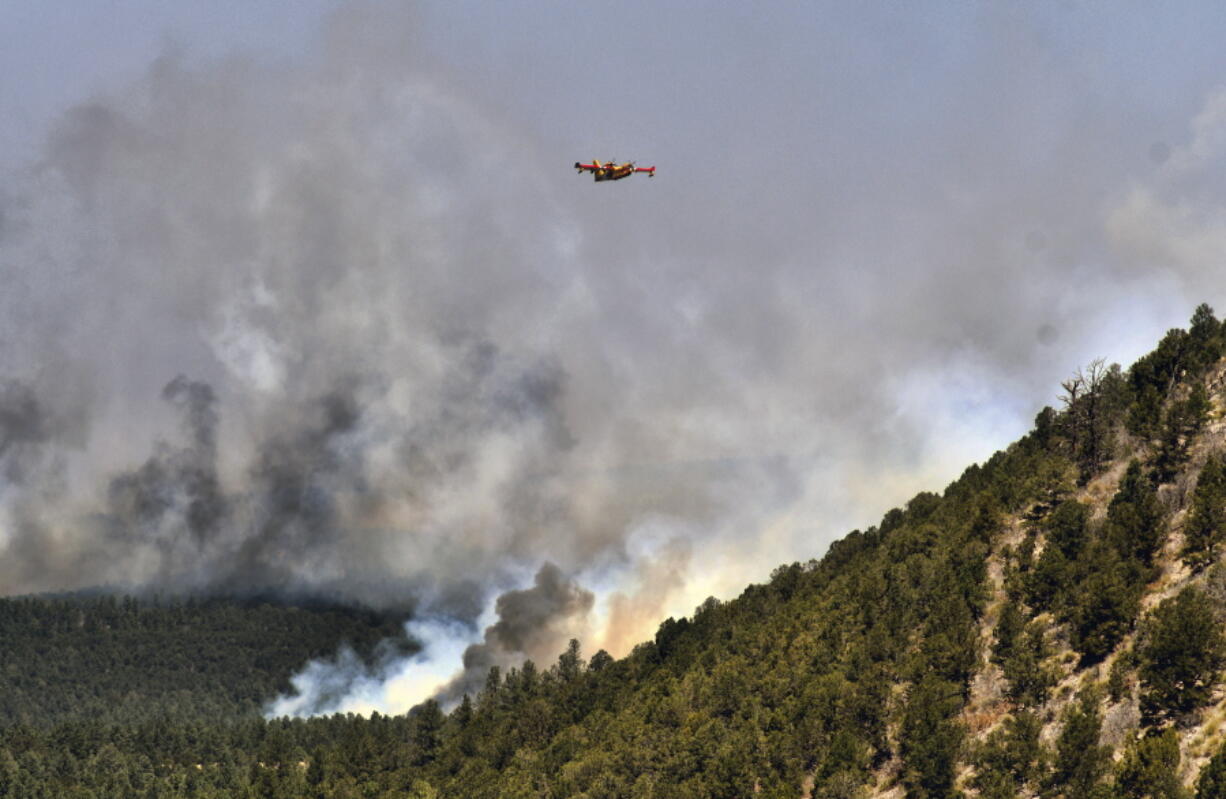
[267,617,478,717]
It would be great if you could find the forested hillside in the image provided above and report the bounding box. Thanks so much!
[0,596,409,725]
[5,305,1226,798]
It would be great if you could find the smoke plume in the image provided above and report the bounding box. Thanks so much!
[5,4,1226,714]
[435,562,594,703]
[0,380,49,485]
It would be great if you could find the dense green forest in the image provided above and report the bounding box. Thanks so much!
[4,305,1226,798]
[0,596,409,726]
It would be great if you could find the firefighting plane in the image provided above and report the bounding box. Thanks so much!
[574,159,656,182]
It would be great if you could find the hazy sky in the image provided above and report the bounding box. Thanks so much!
[4,1,1226,712]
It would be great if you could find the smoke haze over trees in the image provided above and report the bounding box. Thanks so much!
[6,2,1226,710]
[5,307,1226,796]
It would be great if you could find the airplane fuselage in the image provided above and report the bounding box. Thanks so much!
[575,161,655,181]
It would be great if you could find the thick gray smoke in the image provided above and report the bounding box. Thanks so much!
[102,375,226,582]
[95,375,379,594]
[443,562,595,703]
[267,562,594,715]
[4,4,1226,713]
[0,380,48,485]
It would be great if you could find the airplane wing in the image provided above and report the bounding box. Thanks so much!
[574,160,654,178]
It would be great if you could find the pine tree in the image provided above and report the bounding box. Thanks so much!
[1184,454,1226,572]
[1117,729,1187,799]
[1047,500,1091,559]
[1001,622,1056,706]
[1129,384,1165,441]
[1138,587,1226,724]
[971,710,1043,798]
[1105,460,1165,568]
[991,598,1025,667]
[1197,739,1226,799]
[588,649,614,673]
[412,700,444,767]
[1067,541,1144,665]
[1157,382,1210,483]
[557,639,584,682]
[1026,542,1071,614]
[1047,687,1109,797]
[899,675,964,799]
[1188,303,1223,374]
[1060,359,1124,483]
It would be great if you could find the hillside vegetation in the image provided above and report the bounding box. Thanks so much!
[4,305,1226,798]
[0,596,410,725]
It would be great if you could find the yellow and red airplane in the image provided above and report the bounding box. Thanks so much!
[574,159,656,181]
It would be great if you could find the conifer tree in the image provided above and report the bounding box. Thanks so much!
[588,649,613,673]
[1188,303,1223,374]
[1026,543,1070,614]
[1105,460,1165,568]
[1138,587,1226,724]
[971,710,1043,799]
[899,675,964,799]
[1183,454,1226,572]
[1129,384,1165,442]
[1116,729,1187,799]
[1129,327,1192,439]
[1197,739,1226,799]
[1157,382,1210,483]
[412,701,444,767]
[1047,687,1109,797]
[1001,622,1056,706]
[1060,359,1123,483]
[1047,499,1091,559]
[557,639,584,682]
[991,598,1025,667]
[1067,541,1144,665]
